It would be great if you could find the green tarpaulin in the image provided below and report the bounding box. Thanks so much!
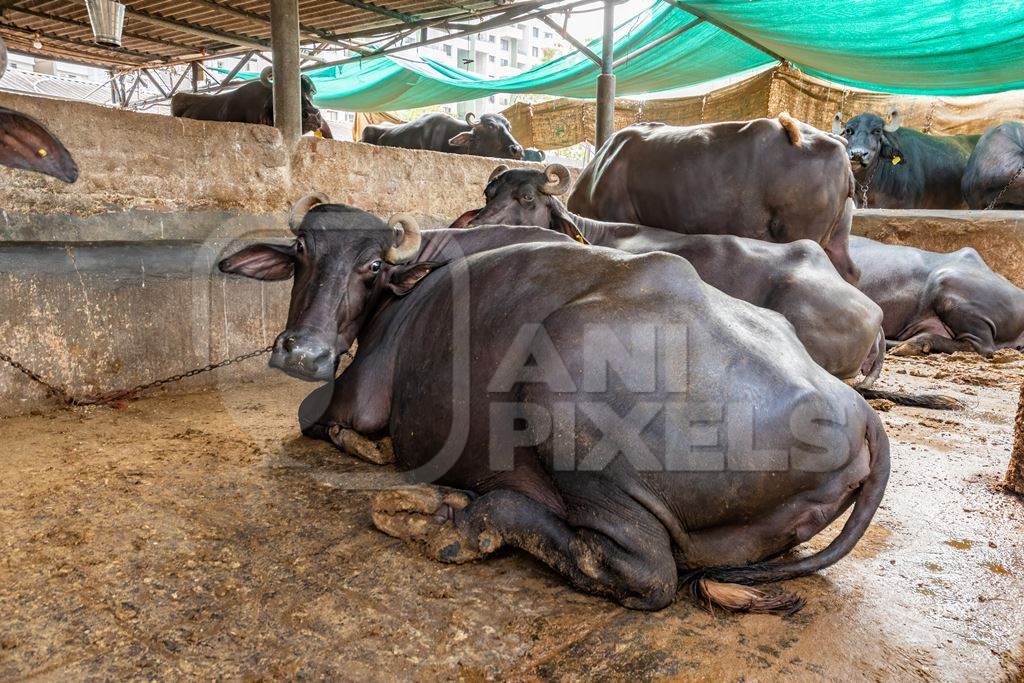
[227,0,1024,111]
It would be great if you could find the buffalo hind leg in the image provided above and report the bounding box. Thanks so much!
[373,485,677,611]
[889,333,974,356]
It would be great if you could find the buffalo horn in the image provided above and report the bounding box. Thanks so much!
[289,192,328,232]
[260,66,273,88]
[489,164,510,182]
[385,214,421,263]
[831,112,844,135]
[465,112,478,126]
[883,109,901,132]
[539,164,571,195]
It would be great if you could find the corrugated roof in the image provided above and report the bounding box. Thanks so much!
[0,0,522,69]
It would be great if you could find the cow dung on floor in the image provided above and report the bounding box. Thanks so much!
[1,354,1022,680]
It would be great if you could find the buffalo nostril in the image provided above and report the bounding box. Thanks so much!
[283,335,298,352]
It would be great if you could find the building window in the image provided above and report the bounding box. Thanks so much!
[444,45,452,55]
[533,27,539,38]
[500,38,509,50]
[501,58,508,66]
[532,46,539,57]
[489,55,495,63]
[545,32,552,39]
[489,35,495,43]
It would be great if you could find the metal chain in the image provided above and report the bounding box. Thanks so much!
[984,163,1024,211]
[0,345,273,407]
[855,160,880,209]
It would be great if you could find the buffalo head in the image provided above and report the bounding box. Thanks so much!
[260,66,328,137]
[449,164,578,238]
[832,109,903,170]
[0,38,78,182]
[219,196,429,381]
[449,113,524,160]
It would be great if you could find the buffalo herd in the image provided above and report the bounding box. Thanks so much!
[3,54,1023,614]
[216,110,1024,616]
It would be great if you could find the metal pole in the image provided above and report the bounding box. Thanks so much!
[270,0,302,144]
[190,61,199,92]
[595,0,616,148]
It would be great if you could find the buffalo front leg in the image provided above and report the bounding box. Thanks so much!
[298,383,394,464]
[372,485,677,611]
[889,333,974,356]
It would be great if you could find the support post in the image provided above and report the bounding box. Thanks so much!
[190,62,200,92]
[270,0,302,144]
[594,0,616,148]
[1006,381,1024,495]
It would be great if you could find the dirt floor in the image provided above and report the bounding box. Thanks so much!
[2,353,1023,681]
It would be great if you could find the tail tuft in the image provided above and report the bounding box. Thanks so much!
[858,388,963,411]
[687,576,805,615]
[778,112,803,147]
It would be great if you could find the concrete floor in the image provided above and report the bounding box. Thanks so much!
[1,353,1023,681]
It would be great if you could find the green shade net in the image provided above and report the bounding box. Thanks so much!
[225,0,1024,112]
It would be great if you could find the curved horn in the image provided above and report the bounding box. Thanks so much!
[831,112,844,135]
[384,214,421,263]
[488,164,510,183]
[465,112,478,126]
[289,192,328,233]
[0,38,7,80]
[260,66,273,88]
[539,164,571,196]
[883,108,901,133]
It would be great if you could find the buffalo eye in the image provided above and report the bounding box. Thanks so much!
[872,129,882,135]
[370,260,382,273]
[844,128,853,136]
[521,193,535,204]
[295,238,306,254]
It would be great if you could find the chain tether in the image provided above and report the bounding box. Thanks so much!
[0,345,274,407]
[984,164,1024,211]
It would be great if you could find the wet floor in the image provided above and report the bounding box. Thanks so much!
[1,353,1022,681]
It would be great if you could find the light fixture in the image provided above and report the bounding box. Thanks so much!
[32,34,42,50]
[85,0,126,47]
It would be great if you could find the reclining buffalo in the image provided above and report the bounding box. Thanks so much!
[220,195,890,614]
[850,236,1024,356]
[832,109,978,209]
[0,38,77,183]
[361,112,525,160]
[171,67,332,138]
[450,163,959,410]
[961,121,1024,209]
[568,114,860,283]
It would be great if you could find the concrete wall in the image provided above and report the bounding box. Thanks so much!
[853,209,1024,288]
[0,91,559,238]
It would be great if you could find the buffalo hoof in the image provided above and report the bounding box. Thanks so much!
[889,340,929,356]
[372,485,500,564]
[328,426,394,464]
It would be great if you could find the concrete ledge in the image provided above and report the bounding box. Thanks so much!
[0,238,293,416]
[853,209,1024,288]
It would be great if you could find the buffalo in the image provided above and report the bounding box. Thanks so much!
[220,196,890,613]
[522,147,546,162]
[850,236,1024,356]
[961,121,1024,209]
[567,115,859,283]
[360,112,524,160]
[832,109,978,209]
[450,164,960,410]
[0,38,77,182]
[171,67,332,138]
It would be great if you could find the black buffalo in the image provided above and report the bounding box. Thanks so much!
[568,115,859,283]
[962,122,1024,209]
[360,112,524,160]
[220,196,890,613]
[0,38,77,182]
[832,109,978,209]
[454,163,883,385]
[171,67,332,138]
[522,147,546,162]
[850,236,1024,356]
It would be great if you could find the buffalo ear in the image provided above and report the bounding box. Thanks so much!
[550,202,588,243]
[880,135,905,163]
[387,262,433,295]
[448,131,474,147]
[0,108,78,183]
[448,208,479,229]
[219,243,295,281]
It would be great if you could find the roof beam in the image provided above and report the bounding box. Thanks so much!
[4,7,188,51]
[0,23,158,60]
[537,14,600,66]
[660,0,786,63]
[327,0,420,24]
[123,7,270,51]
[612,17,702,68]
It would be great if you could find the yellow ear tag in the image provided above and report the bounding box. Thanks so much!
[891,155,901,165]
[314,130,324,139]
[575,232,586,244]
[37,148,47,157]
